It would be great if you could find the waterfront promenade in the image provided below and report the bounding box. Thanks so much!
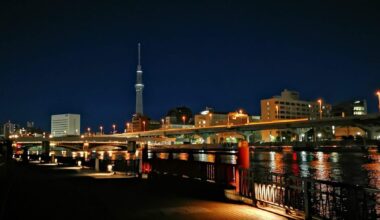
[0,162,286,220]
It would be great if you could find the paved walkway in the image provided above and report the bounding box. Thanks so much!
[2,162,288,220]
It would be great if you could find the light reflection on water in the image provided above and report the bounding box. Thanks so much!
[250,150,380,189]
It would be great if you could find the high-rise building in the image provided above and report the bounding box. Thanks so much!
[261,89,331,121]
[260,89,331,142]
[135,43,144,115]
[2,121,18,138]
[51,114,80,137]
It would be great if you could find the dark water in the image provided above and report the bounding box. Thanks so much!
[249,150,380,189]
[163,149,380,189]
[54,147,380,189]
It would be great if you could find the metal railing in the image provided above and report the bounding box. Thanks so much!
[238,168,380,219]
[148,151,236,185]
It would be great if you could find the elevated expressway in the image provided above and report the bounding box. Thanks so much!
[13,114,380,151]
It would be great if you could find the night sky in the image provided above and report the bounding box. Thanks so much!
[1,1,380,132]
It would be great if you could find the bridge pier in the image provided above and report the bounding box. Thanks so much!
[41,141,50,162]
[359,126,380,140]
[240,132,252,144]
[198,133,211,144]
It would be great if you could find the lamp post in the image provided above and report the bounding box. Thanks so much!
[87,127,91,136]
[376,91,380,113]
[182,115,186,125]
[161,119,165,129]
[275,105,279,120]
[126,122,130,132]
[317,99,322,119]
[142,121,146,131]
[99,126,103,135]
[112,124,116,134]
[209,113,213,126]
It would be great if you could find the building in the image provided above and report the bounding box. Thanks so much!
[194,107,228,127]
[51,114,80,137]
[2,121,18,138]
[129,115,161,132]
[331,100,367,117]
[227,109,250,125]
[163,106,194,129]
[260,89,331,142]
[261,89,331,121]
[331,100,367,139]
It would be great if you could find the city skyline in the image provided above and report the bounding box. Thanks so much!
[1,1,380,131]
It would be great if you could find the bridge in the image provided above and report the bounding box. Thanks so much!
[12,114,380,151]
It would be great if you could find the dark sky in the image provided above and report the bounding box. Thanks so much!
[1,0,380,132]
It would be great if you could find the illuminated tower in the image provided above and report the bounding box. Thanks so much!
[135,43,144,115]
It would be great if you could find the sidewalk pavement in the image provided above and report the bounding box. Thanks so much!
[2,162,289,220]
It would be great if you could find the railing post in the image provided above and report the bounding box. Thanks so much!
[214,153,221,183]
[95,158,99,171]
[141,144,149,177]
[236,141,253,203]
[303,179,312,220]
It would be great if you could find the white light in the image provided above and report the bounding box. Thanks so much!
[317,133,322,138]
[107,164,113,172]
[200,110,209,115]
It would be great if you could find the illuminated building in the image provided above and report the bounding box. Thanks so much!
[331,100,367,117]
[261,89,331,121]
[163,106,194,128]
[1,121,19,138]
[194,107,228,127]
[331,100,367,139]
[260,89,331,142]
[51,114,80,137]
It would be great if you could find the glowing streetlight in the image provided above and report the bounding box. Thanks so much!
[161,119,165,129]
[126,122,130,132]
[99,126,103,135]
[317,99,322,119]
[275,105,279,119]
[142,121,146,131]
[182,115,186,125]
[112,124,116,134]
[87,127,91,136]
[376,90,380,113]
[209,113,213,126]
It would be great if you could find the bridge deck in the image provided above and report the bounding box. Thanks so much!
[1,162,286,220]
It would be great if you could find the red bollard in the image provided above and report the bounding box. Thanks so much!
[238,140,250,169]
[235,140,250,193]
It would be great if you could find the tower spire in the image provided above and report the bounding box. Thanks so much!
[135,43,144,115]
[137,42,141,71]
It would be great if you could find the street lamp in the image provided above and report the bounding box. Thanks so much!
[142,121,146,131]
[126,122,130,132]
[376,90,380,113]
[209,113,213,126]
[99,126,103,135]
[317,99,322,119]
[161,119,165,129]
[275,105,279,120]
[182,115,186,125]
[87,127,91,136]
[112,124,116,134]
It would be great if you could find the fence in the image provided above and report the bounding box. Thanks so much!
[147,150,236,185]
[239,168,380,219]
